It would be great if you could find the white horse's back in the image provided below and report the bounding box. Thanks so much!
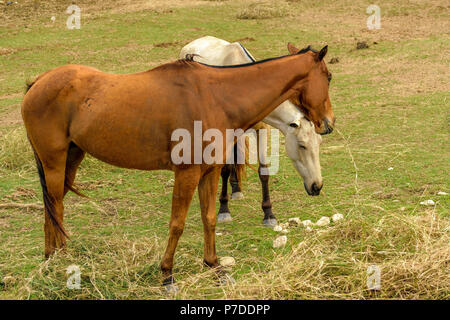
[180,36,255,65]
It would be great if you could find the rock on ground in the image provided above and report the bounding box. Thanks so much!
[220,256,236,267]
[273,235,287,248]
[302,220,313,227]
[420,199,435,206]
[288,217,301,226]
[273,225,283,232]
[332,213,344,222]
[316,216,331,227]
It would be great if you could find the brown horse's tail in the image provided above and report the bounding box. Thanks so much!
[64,178,87,198]
[30,142,69,239]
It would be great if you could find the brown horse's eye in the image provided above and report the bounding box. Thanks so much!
[327,73,332,83]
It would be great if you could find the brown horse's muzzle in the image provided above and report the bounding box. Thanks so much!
[314,117,335,135]
[321,117,334,135]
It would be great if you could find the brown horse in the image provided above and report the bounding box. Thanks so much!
[22,45,334,286]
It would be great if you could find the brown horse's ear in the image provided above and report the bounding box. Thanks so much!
[287,42,299,55]
[316,45,328,61]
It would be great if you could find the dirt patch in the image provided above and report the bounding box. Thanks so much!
[329,57,339,64]
[2,187,38,202]
[233,37,256,42]
[153,41,180,48]
[0,47,18,56]
[0,0,209,27]
[356,41,369,50]
[0,106,22,126]
[0,92,22,100]
[237,2,289,20]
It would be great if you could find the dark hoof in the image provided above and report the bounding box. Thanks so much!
[230,192,244,200]
[217,272,236,286]
[217,212,232,223]
[162,276,178,294]
[263,218,277,227]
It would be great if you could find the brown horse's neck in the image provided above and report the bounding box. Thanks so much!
[203,53,314,130]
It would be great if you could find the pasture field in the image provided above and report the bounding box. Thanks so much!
[0,0,449,299]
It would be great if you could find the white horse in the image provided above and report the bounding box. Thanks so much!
[180,36,323,226]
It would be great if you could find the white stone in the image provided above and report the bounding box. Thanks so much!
[388,167,394,170]
[437,191,447,196]
[273,235,287,248]
[282,229,289,234]
[288,217,301,226]
[305,226,313,233]
[420,199,435,206]
[302,220,313,227]
[273,225,283,232]
[331,213,344,222]
[400,207,406,211]
[219,256,235,267]
[316,216,331,227]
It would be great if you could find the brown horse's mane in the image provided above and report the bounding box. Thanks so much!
[170,46,319,71]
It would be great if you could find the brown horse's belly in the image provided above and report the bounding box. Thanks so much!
[69,106,172,171]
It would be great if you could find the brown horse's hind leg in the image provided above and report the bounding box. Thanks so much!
[161,166,201,287]
[38,147,69,258]
[27,124,70,258]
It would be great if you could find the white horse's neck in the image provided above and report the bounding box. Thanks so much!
[263,101,304,135]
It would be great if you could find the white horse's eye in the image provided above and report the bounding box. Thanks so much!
[298,143,307,150]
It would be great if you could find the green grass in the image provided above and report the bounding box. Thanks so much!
[0,0,449,299]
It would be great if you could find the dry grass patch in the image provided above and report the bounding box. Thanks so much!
[0,127,34,172]
[218,211,450,299]
[236,2,290,20]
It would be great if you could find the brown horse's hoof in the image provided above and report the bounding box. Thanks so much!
[230,192,244,200]
[263,218,277,227]
[217,212,232,223]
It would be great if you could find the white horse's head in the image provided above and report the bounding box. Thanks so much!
[180,36,323,195]
[285,114,323,195]
[264,100,323,196]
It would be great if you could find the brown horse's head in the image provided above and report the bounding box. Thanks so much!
[287,43,335,135]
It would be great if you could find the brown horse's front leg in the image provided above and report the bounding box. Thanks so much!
[198,166,234,285]
[198,167,221,268]
[161,166,201,287]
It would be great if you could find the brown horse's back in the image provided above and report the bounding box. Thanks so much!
[22,65,182,171]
